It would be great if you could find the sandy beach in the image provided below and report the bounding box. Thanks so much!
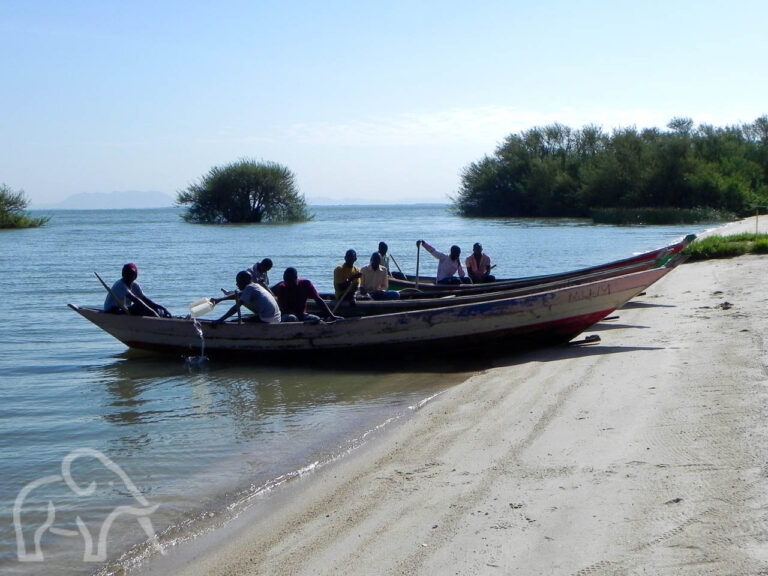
[140,217,768,576]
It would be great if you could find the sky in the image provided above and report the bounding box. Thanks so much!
[1,0,767,207]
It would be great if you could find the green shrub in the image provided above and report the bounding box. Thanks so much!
[0,184,49,229]
[177,159,312,224]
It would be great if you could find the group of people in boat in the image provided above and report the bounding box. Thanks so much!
[103,240,496,323]
[418,240,495,285]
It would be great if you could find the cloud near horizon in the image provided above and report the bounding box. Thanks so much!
[281,105,742,150]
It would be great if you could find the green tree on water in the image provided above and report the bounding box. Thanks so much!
[453,116,768,223]
[0,184,49,229]
[177,159,312,224]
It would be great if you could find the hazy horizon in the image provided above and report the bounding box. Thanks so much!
[30,190,452,210]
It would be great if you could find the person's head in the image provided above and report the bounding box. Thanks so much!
[378,241,388,255]
[258,258,273,273]
[450,245,461,261]
[283,267,298,286]
[370,252,381,269]
[235,270,253,290]
[121,263,138,284]
[344,249,357,266]
[473,242,483,256]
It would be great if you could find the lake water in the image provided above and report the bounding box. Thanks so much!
[0,205,711,575]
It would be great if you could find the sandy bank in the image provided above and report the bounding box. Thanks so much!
[140,218,768,576]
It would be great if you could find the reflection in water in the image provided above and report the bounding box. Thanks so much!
[101,378,150,426]
[89,355,474,496]
[94,356,474,440]
[73,356,471,576]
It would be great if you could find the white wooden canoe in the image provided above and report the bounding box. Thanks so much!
[69,266,672,361]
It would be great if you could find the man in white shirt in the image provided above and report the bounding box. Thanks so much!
[359,253,401,300]
[417,240,471,284]
[249,258,273,290]
[213,270,281,324]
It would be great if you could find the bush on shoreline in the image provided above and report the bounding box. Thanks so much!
[0,184,49,229]
[591,206,735,225]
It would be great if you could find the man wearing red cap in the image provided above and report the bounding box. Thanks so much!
[104,263,170,317]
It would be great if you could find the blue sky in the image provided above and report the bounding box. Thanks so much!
[2,0,766,206]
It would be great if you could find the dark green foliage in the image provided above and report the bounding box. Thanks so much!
[0,184,49,229]
[591,207,734,225]
[177,159,312,224]
[454,116,768,222]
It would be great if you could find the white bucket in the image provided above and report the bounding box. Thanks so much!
[189,298,214,318]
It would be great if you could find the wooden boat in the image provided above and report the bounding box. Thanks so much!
[319,254,687,317]
[69,266,673,361]
[388,234,695,294]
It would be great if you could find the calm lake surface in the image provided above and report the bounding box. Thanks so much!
[0,205,713,575]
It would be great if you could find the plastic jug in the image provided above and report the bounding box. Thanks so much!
[189,298,215,318]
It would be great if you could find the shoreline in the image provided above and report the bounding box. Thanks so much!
[136,217,768,576]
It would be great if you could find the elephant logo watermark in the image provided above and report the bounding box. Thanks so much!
[13,448,164,562]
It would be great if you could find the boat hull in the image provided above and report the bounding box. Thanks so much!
[323,254,686,317]
[70,267,671,361]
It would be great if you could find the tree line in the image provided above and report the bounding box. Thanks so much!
[453,117,768,223]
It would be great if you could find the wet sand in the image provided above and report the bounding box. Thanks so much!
[139,217,768,576]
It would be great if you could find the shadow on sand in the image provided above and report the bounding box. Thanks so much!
[620,300,676,309]
[490,341,665,369]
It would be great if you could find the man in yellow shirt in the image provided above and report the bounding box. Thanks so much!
[333,249,361,302]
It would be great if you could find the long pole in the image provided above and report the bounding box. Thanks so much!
[388,253,405,277]
[95,271,159,317]
[415,242,421,290]
[332,281,356,314]
[94,272,130,314]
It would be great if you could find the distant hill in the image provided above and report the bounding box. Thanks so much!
[306,195,448,205]
[34,191,175,210]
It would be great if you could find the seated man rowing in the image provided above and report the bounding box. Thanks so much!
[359,252,400,300]
[465,242,496,283]
[104,263,171,317]
[272,267,342,323]
[417,240,471,284]
[333,249,362,303]
[249,257,273,291]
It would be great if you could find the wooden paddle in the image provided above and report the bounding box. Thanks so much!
[415,241,421,290]
[94,272,129,314]
[332,279,356,314]
[388,253,405,277]
[94,271,159,317]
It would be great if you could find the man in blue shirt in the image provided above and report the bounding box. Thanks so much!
[103,263,170,317]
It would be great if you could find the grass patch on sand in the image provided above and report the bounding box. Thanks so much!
[684,234,768,260]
